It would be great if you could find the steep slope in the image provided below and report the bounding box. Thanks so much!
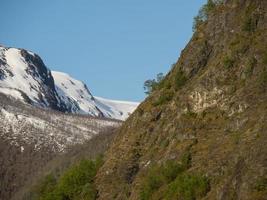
[51,71,103,117]
[0,46,138,120]
[0,93,121,200]
[94,0,267,199]
[13,130,117,200]
[0,46,63,110]
[52,71,139,120]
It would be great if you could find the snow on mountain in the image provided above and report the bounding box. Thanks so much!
[52,71,139,120]
[95,97,139,121]
[0,46,62,110]
[51,71,103,117]
[0,93,121,152]
[0,46,139,120]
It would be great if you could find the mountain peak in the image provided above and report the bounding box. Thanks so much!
[0,46,138,120]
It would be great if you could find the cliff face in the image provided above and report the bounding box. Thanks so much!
[95,0,267,199]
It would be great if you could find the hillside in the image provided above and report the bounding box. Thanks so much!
[94,0,267,199]
[12,129,117,200]
[0,93,121,200]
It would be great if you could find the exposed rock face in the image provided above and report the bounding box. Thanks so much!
[20,49,61,109]
[95,0,267,199]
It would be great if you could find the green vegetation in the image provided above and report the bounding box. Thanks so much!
[242,16,256,32]
[143,65,187,96]
[193,0,223,31]
[35,174,57,199]
[242,4,263,33]
[144,73,165,95]
[242,9,261,33]
[140,161,187,200]
[33,157,103,200]
[223,56,235,69]
[165,174,210,200]
[153,90,174,106]
[175,69,187,90]
[255,177,267,192]
[140,152,209,200]
[158,78,172,90]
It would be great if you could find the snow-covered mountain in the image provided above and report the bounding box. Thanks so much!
[94,96,139,121]
[51,71,103,117]
[0,45,138,120]
[0,46,63,110]
[51,71,139,120]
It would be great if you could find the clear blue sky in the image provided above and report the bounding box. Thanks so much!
[1,0,206,102]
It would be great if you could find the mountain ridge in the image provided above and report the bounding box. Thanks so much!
[0,46,138,120]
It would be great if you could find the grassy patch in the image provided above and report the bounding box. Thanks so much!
[157,78,172,90]
[32,157,103,200]
[140,160,186,200]
[153,90,174,106]
[140,151,209,200]
[164,174,210,200]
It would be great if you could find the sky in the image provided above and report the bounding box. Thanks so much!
[1,0,206,102]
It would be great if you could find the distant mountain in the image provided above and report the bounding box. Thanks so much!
[94,96,139,121]
[0,46,138,120]
[0,46,62,110]
[52,71,139,120]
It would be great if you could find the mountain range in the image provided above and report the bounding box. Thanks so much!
[0,45,138,121]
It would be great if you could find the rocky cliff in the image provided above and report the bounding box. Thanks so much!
[95,0,267,199]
